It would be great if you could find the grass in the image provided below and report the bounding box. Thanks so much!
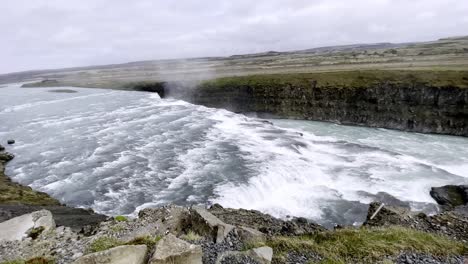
[263,226,468,264]
[88,235,162,253]
[0,169,60,206]
[198,70,468,91]
[0,257,54,264]
[180,231,202,242]
[114,215,128,222]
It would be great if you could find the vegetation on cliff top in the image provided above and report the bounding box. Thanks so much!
[199,70,468,90]
[260,226,467,263]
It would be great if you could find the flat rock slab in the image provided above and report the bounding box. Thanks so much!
[73,245,147,264]
[150,234,202,264]
[190,206,234,243]
[0,210,54,241]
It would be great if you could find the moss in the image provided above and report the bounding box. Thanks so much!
[27,226,45,240]
[88,236,123,253]
[126,235,162,251]
[264,226,467,263]
[114,215,128,222]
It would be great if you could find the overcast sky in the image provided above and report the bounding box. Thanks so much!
[1,0,467,74]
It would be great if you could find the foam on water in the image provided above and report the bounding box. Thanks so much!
[1,85,467,227]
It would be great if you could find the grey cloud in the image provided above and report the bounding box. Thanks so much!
[1,0,467,73]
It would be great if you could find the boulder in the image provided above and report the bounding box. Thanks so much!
[149,234,202,264]
[187,206,234,243]
[73,245,147,264]
[0,152,14,162]
[0,144,4,151]
[7,140,15,145]
[216,246,273,264]
[237,226,266,244]
[0,210,55,241]
[363,202,412,227]
[430,185,468,208]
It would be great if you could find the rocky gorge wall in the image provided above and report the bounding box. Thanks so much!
[167,71,468,136]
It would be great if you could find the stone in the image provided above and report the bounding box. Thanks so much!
[0,144,4,151]
[188,206,234,243]
[0,152,14,162]
[430,185,468,208]
[216,246,273,264]
[250,246,273,264]
[73,245,147,264]
[7,140,15,145]
[149,234,202,264]
[0,210,55,242]
[237,226,266,244]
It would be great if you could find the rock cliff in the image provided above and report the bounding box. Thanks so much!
[167,70,468,136]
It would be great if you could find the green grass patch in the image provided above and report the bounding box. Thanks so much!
[264,226,467,263]
[88,236,123,253]
[180,231,202,242]
[126,235,162,250]
[114,215,128,222]
[199,70,468,91]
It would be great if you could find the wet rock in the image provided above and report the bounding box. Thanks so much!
[0,210,55,242]
[149,234,202,264]
[430,185,468,208]
[0,205,107,233]
[73,245,147,264]
[0,152,14,162]
[187,206,234,243]
[7,140,15,145]
[216,246,273,264]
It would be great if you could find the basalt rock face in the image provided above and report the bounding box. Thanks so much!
[177,81,468,136]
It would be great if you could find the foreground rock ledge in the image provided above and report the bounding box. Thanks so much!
[73,245,147,264]
[150,234,202,264]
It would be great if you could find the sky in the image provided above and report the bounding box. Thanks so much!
[1,0,468,74]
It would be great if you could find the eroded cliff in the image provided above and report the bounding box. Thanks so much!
[170,70,468,136]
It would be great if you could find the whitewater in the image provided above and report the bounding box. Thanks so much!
[1,84,467,228]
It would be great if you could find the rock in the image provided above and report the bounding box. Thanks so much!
[0,210,55,242]
[237,226,265,244]
[73,245,147,264]
[430,185,468,208]
[187,206,234,243]
[216,246,273,264]
[363,202,413,227]
[0,204,107,233]
[0,144,4,151]
[209,206,325,236]
[250,247,273,264]
[7,140,15,145]
[149,234,202,264]
[0,152,14,162]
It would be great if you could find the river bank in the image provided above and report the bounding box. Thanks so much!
[1,145,468,263]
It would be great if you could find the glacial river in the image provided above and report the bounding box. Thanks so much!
[1,84,467,227]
